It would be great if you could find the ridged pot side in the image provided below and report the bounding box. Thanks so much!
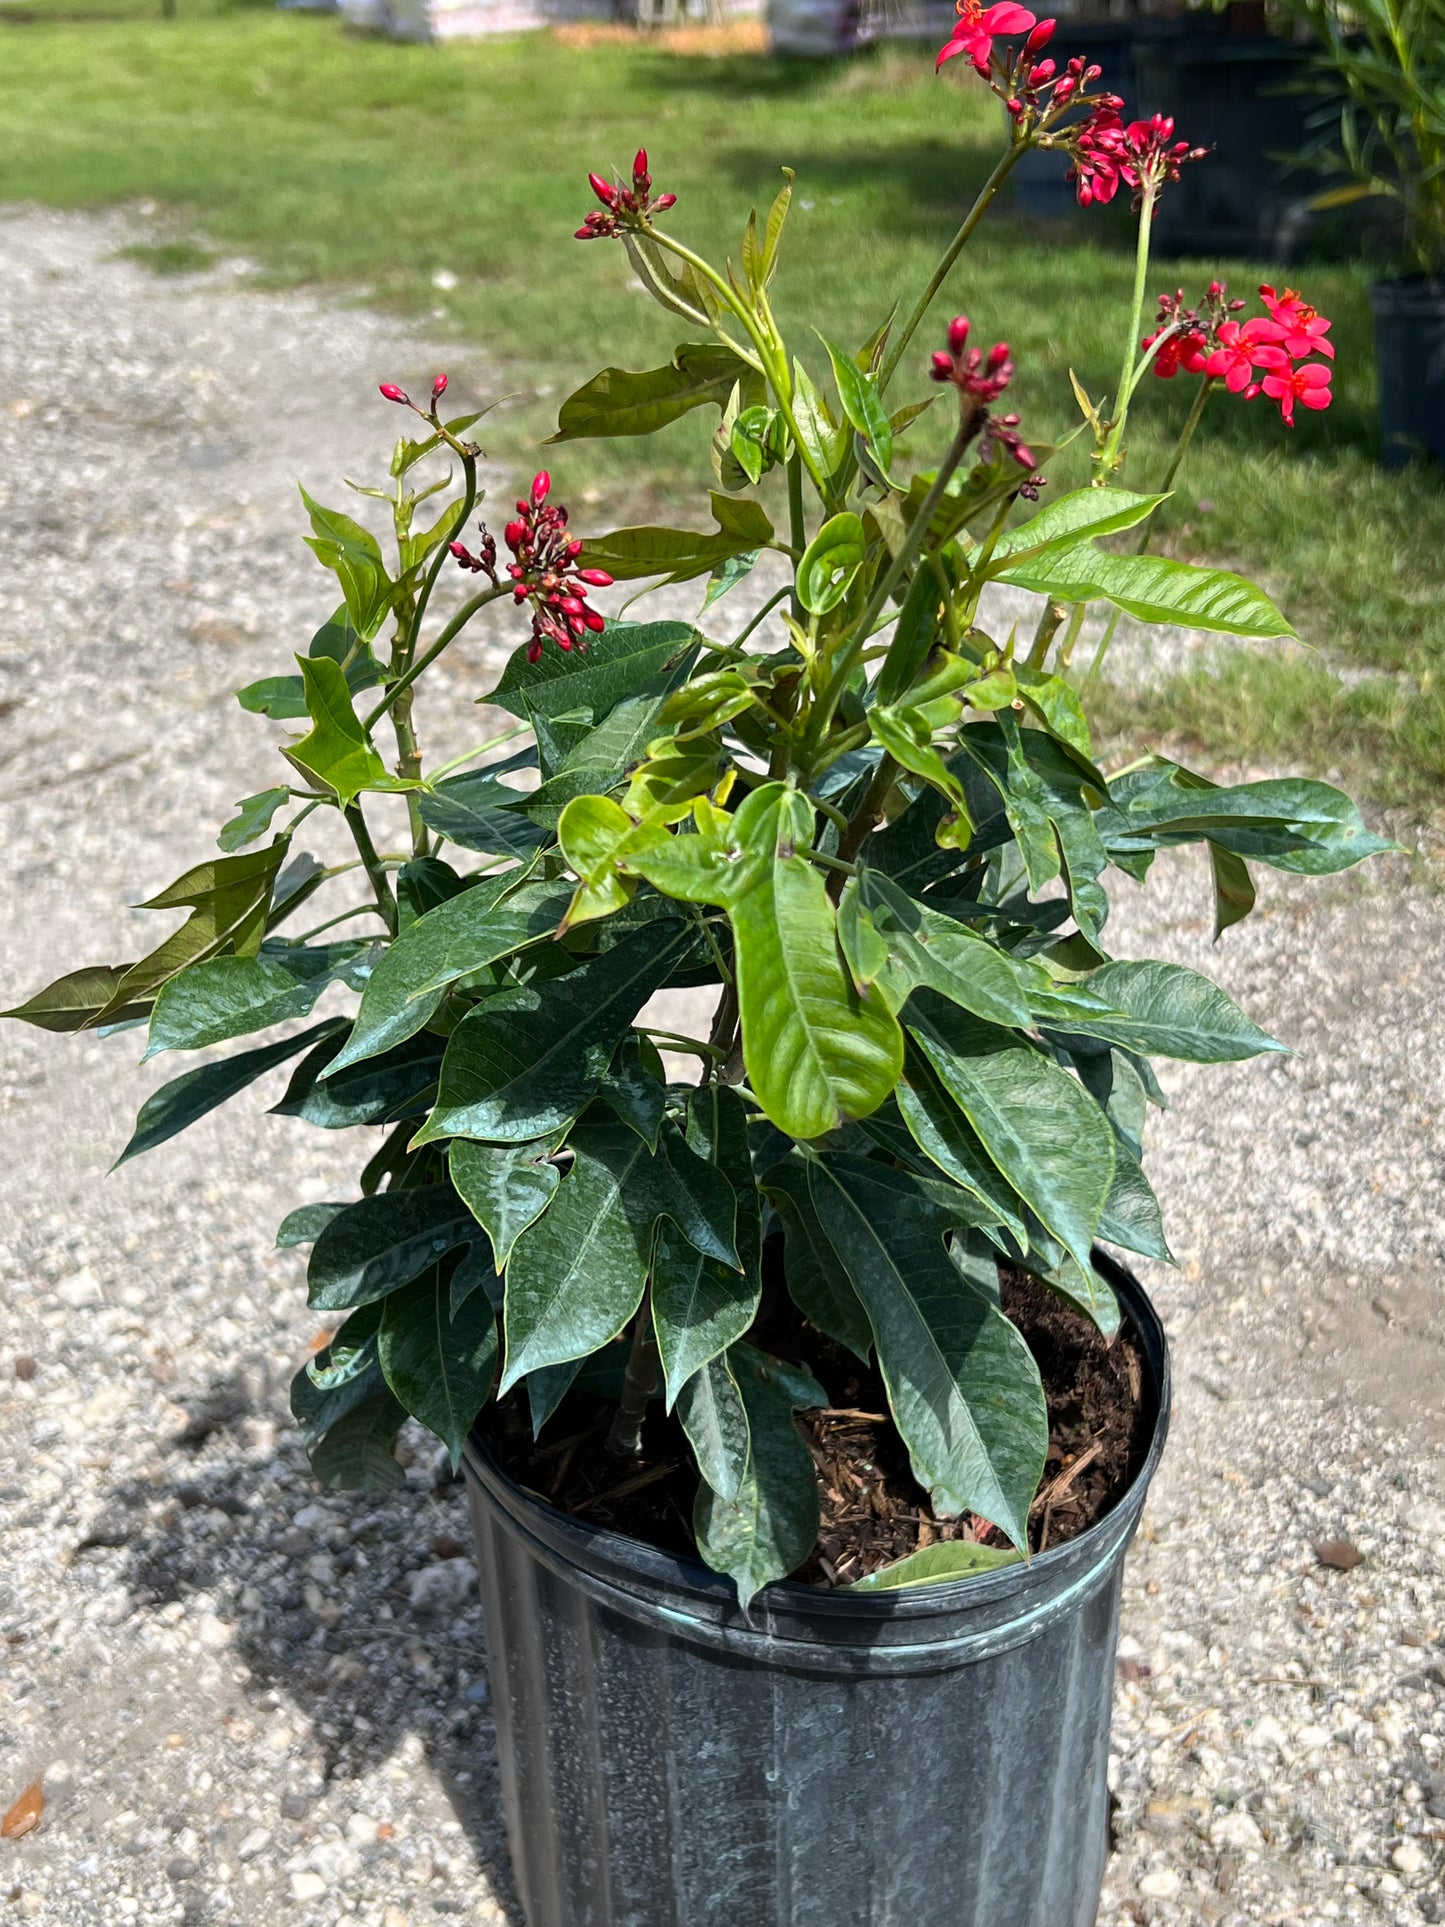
[462,1252,1170,1927]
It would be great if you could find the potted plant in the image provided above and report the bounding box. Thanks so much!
[5,21,1385,1925]
[1281,0,1445,464]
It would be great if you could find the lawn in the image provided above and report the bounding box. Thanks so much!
[2,2,1443,802]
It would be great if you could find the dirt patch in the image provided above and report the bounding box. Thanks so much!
[552,20,768,54]
[479,1266,1152,1588]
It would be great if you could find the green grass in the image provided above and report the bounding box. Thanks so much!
[2,11,1442,802]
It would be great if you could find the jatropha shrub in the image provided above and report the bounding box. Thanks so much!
[7,6,1385,1604]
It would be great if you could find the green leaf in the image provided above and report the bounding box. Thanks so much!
[556,794,673,929]
[820,333,892,479]
[144,944,369,1057]
[837,870,1031,1027]
[285,656,394,808]
[869,703,976,849]
[291,1302,384,1442]
[3,964,149,1033]
[417,921,696,1146]
[377,1268,498,1468]
[397,856,466,927]
[416,771,549,860]
[893,1051,1026,1246]
[809,1155,1048,1547]
[676,1352,751,1504]
[306,1186,480,1311]
[450,1136,561,1273]
[796,512,866,616]
[907,994,1115,1278]
[995,545,1295,638]
[597,1032,668,1150]
[1209,841,1256,937]
[1101,763,1392,876]
[218,787,292,853]
[652,1223,760,1412]
[273,1029,443,1129]
[692,1344,826,1608]
[488,619,701,722]
[237,607,384,719]
[760,167,794,282]
[1098,1141,1173,1263]
[790,357,848,487]
[114,1017,343,1167]
[845,1540,1022,1591]
[549,343,749,442]
[299,486,395,640]
[276,1202,346,1249]
[578,496,775,586]
[984,487,1164,570]
[762,1154,873,1361]
[630,785,904,1139]
[874,565,943,706]
[1064,960,1285,1063]
[308,1386,407,1492]
[332,876,574,1071]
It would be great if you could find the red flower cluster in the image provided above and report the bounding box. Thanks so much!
[452,473,612,663]
[576,149,677,242]
[1140,281,1335,427]
[929,316,1040,479]
[1069,109,1206,210]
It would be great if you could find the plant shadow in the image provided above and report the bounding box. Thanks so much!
[95,1365,525,1925]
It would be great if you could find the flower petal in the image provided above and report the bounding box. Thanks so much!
[982,2,1036,30]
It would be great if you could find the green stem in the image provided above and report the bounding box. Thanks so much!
[1078,605,1121,703]
[364,581,512,733]
[605,1294,659,1459]
[1097,177,1160,481]
[1026,599,1069,672]
[830,750,899,889]
[731,585,791,653]
[344,803,399,939]
[787,450,807,623]
[879,143,1027,397]
[638,1028,726,1061]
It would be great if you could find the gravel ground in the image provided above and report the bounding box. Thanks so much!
[0,205,1442,1927]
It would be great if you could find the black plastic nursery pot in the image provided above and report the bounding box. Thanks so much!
[461,1253,1170,1927]
[1369,277,1445,469]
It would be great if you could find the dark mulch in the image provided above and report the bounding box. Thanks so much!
[478,1265,1152,1590]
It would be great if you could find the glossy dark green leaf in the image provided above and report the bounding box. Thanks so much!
[845,1541,1021,1591]
[597,1033,668,1150]
[308,1386,408,1491]
[397,856,466,927]
[236,608,383,720]
[893,1045,1026,1245]
[290,1302,385,1444]
[276,1201,347,1249]
[692,1344,826,1609]
[550,343,748,441]
[450,1136,562,1273]
[874,565,943,706]
[763,1154,873,1361]
[332,876,574,1072]
[274,1030,443,1129]
[1101,763,1392,876]
[307,1186,479,1311]
[809,1155,1047,1547]
[114,1017,343,1168]
[417,921,695,1146]
[377,1267,498,1467]
[676,1352,751,1504]
[144,944,368,1058]
[838,870,1031,1026]
[525,1359,585,1435]
[653,1220,759,1412]
[415,770,549,859]
[1066,960,1284,1063]
[489,619,702,722]
[1098,1141,1173,1263]
[906,994,1115,1278]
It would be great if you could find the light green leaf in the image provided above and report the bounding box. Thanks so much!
[218,787,292,853]
[1066,960,1285,1063]
[996,545,1295,638]
[837,870,1031,1027]
[845,1540,1022,1591]
[285,655,393,808]
[820,333,893,479]
[985,487,1164,570]
[791,357,847,485]
[809,1155,1047,1548]
[692,1343,826,1608]
[579,496,775,586]
[796,512,866,616]
[3,964,148,1034]
[907,994,1115,1278]
[377,1268,498,1468]
[299,488,395,641]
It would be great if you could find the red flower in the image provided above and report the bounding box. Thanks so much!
[576,150,677,241]
[1204,317,1289,394]
[467,473,613,661]
[378,383,409,405]
[937,0,1037,76]
[1143,326,1209,379]
[1261,361,1332,427]
[929,316,1016,402]
[1258,284,1334,361]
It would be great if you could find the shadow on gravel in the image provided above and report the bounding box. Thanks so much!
[92,1365,525,1925]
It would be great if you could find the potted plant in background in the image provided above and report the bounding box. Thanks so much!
[1281,0,1445,464]
[5,17,1386,1925]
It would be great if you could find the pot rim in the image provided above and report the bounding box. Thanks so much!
[464,1247,1171,1628]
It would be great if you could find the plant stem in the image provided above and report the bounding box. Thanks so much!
[830,749,899,891]
[879,143,1026,397]
[343,803,398,938]
[787,450,806,623]
[1097,178,1160,481]
[1140,376,1216,552]
[364,581,512,733]
[605,1295,659,1459]
[1026,599,1069,671]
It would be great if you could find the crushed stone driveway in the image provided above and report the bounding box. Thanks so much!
[0,206,1442,1927]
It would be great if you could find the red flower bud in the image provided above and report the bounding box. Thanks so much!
[584,609,607,632]
[1051,74,1076,101]
[531,471,551,507]
[448,541,469,559]
[987,341,1011,371]
[1025,17,1055,51]
[379,383,409,404]
[652,194,677,213]
[559,595,586,617]
[633,148,649,182]
[504,520,526,548]
[931,350,955,378]
[947,315,971,353]
[589,172,620,208]
[577,568,614,587]
[432,373,448,400]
